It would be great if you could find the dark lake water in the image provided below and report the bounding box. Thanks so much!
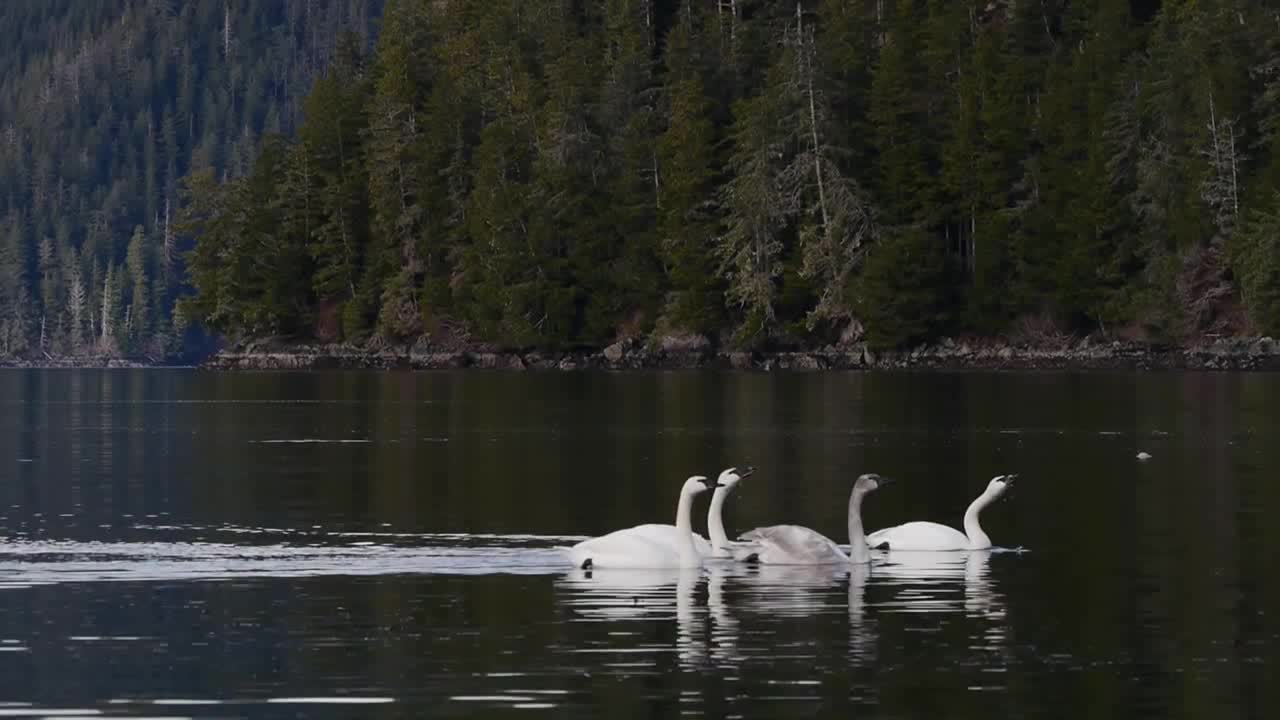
[1,369,1278,718]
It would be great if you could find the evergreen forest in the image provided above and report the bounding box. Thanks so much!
[7,0,1280,358]
[0,0,382,359]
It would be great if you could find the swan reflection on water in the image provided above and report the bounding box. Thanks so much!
[556,566,707,668]
[556,566,703,620]
[706,563,739,667]
[553,549,1014,669]
[871,549,1010,656]
[872,549,1003,618]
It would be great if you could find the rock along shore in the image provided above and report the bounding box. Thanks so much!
[198,335,1280,372]
[0,356,154,369]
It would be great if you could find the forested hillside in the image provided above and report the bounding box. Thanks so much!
[0,0,381,360]
[9,1,1280,360]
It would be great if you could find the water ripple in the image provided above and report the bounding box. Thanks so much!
[0,535,573,587]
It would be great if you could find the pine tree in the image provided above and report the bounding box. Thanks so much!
[1252,13,1280,195]
[814,0,878,172]
[869,0,931,227]
[366,0,434,338]
[657,1,725,334]
[125,225,151,351]
[302,33,374,340]
[99,262,116,353]
[784,1,878,330]
[452,0,545,346]
[176,170,240,334]
[855,224,955,349]
[717,77,793,344]
[1232,192,1280,335]
[0,215,32,355]
[68,261,87,354]
[37,234,60,352]
[591,0,663,341]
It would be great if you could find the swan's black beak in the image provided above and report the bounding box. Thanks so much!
[739,466,756,478]
[701,477,724,489]
[1000,474,1018,498]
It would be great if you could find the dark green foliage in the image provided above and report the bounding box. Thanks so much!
[855,225,956,350]
[10,0,1280,358]
[300,35,375,340]
[1232,194,1280,335]
[657,5,725,334]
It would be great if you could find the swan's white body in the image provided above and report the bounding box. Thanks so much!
[608,524,714,556]
[561,476,716,569]
[866,475,1015,551]
[738,474,888,565]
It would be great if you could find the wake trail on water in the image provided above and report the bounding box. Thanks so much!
[0,533,583,588]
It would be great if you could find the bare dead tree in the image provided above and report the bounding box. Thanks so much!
[1200,91,1243,236]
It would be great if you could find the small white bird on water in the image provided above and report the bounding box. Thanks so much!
[1136,451,1152,460]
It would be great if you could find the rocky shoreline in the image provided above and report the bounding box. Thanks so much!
[8,335,1280,372]
[197,335,1280,372]
[0,356,155,369]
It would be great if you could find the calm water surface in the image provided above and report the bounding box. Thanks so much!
[0,369,1277,718]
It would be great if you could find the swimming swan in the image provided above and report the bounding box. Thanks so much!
[866,474,1016,551]
[706,467,764,561]
[561,475,721,569]
[623,466,759,561]
[737,473,891,565]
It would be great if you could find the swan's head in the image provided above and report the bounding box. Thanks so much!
[716,466,755,492]
[683,475,721,495]
[853,473,892,494]
[987,474,1017,499]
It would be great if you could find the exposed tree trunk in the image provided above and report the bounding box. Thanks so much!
[652,149,661,207]
[970,207,976,274]
[100,265,114,350]
[1201,91,1244,235]
[797,3,831,241]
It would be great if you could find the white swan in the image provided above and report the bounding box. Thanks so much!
[626,466,759,560]
[560,475,720,569]
[737,473,891,565]
[706,466,764,561]
[866,474,1016,551]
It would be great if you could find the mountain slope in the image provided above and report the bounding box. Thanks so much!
[0,0,381,359]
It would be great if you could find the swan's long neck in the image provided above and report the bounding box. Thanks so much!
[962,491,994,550]
[675,487,699,565]
[847,489,870,564]
[707,487,729,551]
